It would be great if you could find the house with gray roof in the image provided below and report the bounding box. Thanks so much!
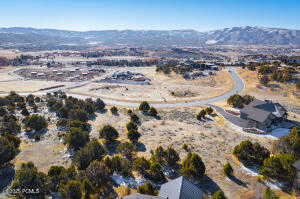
[159,176,203,199]
[123,176,203,199]
[240,99,287,129]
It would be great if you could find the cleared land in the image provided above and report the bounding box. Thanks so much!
[68,67,234,103]
[0,66,72,93]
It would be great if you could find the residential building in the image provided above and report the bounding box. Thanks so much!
[123,176,203,199]
[240,99,287,129]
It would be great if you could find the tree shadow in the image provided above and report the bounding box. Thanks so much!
[104,140,121,155]
[204,117,213,122]
[228,175,248,187]
[153,115,161,120]
[0,164,15,192]
[88,113,97,121]
[134,142,146,152]
[198,175,221,195]
[111,112,120,117]
[25,128,48,141]
[96,109,107,114]
[210,113,218,117]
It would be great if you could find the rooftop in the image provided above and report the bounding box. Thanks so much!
[159,176,203,199]
[240,99,287,123]
[293,160,300,170]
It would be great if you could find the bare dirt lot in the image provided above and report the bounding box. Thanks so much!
[68,67,234,103]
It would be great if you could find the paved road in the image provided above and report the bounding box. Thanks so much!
[0,68,245,108]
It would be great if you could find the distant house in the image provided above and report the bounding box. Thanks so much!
[123,176,203,199]
[293,160,300,192]
[240,99,287,129]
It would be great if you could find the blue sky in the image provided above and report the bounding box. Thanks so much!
[0,0,299,31]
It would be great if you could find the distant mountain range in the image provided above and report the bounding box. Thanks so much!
[0,26,299,50]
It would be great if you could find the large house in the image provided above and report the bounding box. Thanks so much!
[240,99,287,129]
[123,176,203,199]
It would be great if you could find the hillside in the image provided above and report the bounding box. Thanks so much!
[0,26,299,50]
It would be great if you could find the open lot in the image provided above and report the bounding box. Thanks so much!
[68,66,234,103]
[236,68,300,107]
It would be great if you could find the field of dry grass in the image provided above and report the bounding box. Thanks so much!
[13,125,71,173]
[88,106,280,198]
[8,101,294,198]
[236,68,300,107]
[69,67,234,103]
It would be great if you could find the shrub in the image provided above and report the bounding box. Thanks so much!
[223,162,233,177]
[127,109,133,116]
[117,142,136,158]
[196,109,206,120]
[273,127,300,159]
[0,117,21,135]
[205,107,213,115]
[95,98,105,111]
[0,136,18,166]
[73,139,106,170]
[233,140,270,167]
[260,154,296,183]
[148,161,166,182]
[139,101,150,112]
[227,94,255,108]
[181,152,205,180]
[23,114,48,131]
[110,106,118,115]
[57,118,68,128]
[130,114,139,123]
[83,161,112,190]
[3,134,21,148]
[182,144,189,151]
[264,188,279,199]
[151,146,166,163]
[133,157,150,174]
[68,108,88,122]
[164,146,180,167]
[127,129,141,143]
[11,162,47,198]
[227,94,245,108]
[126,121,138,131]
[103,155,132,177]
[149,107,158,117]
[65,128,90,150]
[99,125,119,143]
[0,107,7,116]
[137,182,157,196]
[211,190,227,199]
[21,107,30,116]
[60,180,82,199]
[68,120,90,132]
[260,75,270,86]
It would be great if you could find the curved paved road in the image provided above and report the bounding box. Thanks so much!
[0,68,245,108]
